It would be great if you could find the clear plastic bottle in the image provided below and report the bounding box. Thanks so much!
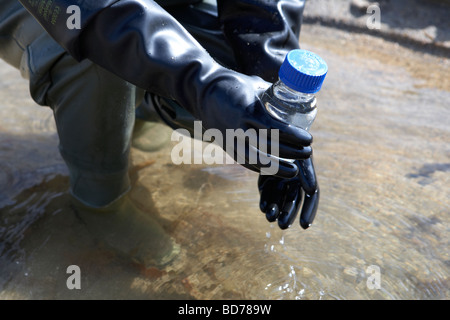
[262,49,328,132]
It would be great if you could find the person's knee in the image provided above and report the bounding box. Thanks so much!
[66,161,131,209]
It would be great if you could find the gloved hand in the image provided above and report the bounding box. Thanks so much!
[19,0,311,178]
[258,158,319,229]
[216,1,320,228]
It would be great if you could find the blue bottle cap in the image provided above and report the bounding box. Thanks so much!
[279,49,328,94]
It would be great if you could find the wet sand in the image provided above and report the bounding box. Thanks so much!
[0,22,449,299]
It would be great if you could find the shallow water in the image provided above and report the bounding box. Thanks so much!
[0,24,449,300]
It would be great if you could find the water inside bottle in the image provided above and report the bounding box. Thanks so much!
[262,88,317,131]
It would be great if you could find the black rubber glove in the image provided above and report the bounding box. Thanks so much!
[216,1,320,229]
[19,0,311,178]
[258,158,319,230]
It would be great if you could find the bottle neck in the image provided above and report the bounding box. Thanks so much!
[273,79,316,103]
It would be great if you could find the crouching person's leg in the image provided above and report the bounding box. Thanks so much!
[44,52,133,208]
[22,31,179,267]
[43,52,179,267]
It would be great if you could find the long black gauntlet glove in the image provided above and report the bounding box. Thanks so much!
[217,0,321,229]
[19,0,312,178]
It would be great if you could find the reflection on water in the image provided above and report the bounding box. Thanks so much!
[0,24,449,299]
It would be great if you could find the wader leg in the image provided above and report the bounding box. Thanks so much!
[44,53,137,208]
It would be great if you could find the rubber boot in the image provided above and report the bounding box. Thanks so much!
[73,193,180,268]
